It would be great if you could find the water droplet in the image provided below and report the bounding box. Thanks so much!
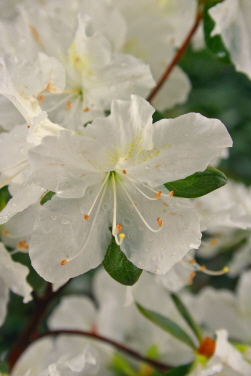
[138,226,144,232]
[103,203,109,210]
[51,215,57,221]
[11,202,16,207]
[43,226,51,233]
[145,165,150,170]
[61,218,70,225]
[123,218,131,226]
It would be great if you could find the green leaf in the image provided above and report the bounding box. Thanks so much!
[171,294,203,343]
[40,191,56,205]
[164,166,227,198]
[0,186,11,211]
[0,360,9,374]
[152,110,165,123]
[103,236,142,286]
[163,363,192,376]
[136,303,196,349]
[203,0,231,64]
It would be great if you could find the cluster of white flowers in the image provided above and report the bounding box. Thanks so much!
[1,0,251,375]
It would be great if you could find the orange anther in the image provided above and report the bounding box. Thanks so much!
[17,240,29,250]
[122,169,127,174]
[188,271,196,285]
[157,217,163,227]
[115,224,123,234]
[3,230,9,235]
[169,191,174,197]
[155,191,162,199]
[197,337,216,359]
[61,260,68,265]
[84,215,89,221]
[27,125,30,129]
[66,101,72,110]
[83,107,89,112]
[188,259,196,264]
[200,265,206,271]
[38,95,44,103]
[209,239,218,246]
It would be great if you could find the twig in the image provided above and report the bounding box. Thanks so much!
[32,330,172,373]
[147,6,203,103]
[8,281,70,371]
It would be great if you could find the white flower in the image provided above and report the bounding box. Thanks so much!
[0,242,32,326]
[27,95,232,283]
[209,0,251,79]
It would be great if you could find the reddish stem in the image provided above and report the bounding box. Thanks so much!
[8,282,69,371]
[32,330,172,373]
[147,8,203,103]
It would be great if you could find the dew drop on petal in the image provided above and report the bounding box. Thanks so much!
[51,215,57,221]
[123,218,131,226]
[61,218,70,225]
[43,226,51,233]
[103,203,109,210]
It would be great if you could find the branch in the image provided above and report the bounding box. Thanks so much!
[147,6,203,103]
[8,281,70,371]
[33,330,172,373]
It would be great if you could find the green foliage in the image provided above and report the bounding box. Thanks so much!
[152,110,165,123]
[163,363,192,376]
[40,191,56,205]
[0,186,11,211]
[203,0,231,64]
[0,360,9,375]
[103,236,142,286]
[110,353,138,376]
[171,294,203,343]
[164,166,227,198]
[136,303,196,349]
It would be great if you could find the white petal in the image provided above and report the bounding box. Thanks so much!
[29,191,111,283]
[117,183,201,274]
[0,243,32,302]
[0,280,8,327]
[128,112,232,186]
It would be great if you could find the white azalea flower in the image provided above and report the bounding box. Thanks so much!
[0,0,154,130]
[0,242,32,326]
[209,0,251,79]
[27,95,232,283]
[11,337,101,376]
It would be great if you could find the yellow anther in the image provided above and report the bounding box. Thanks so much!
[61,259,68,265]
[222,266,229,273]
[157,217,163,227]
[155,191,162,199]
[169,191,174,197]
[119,233,126,239]
[84,215,89,221]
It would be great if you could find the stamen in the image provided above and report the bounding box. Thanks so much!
[114,224,123,234]
[185,254,229,276]
[126,176,158,201]
[119,233,126,239]
[45,93,75,113]
[111,173,125,245]
[157,217,163,227]
[155,191,162,199]
[1,159,28,173]
[61,180,108,265]
[122,170,127,174]
[118,180,162,233]
[125,174,174,198]
[0,163,29,188]
[84,173,110,218]
[169,191,174,196]
[83,107,89,112]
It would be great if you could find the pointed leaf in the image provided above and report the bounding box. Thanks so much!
[136,303,196,349]
[0,186,11,211]
[40,191,56,205]
[171,293,203,343]
[103,236,142,286]
[164,166,227,198]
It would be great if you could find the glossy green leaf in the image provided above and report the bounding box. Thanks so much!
[164,166,227,198]
[203,0,231,64]
[0,186,11,211]
[163,363,192,376]
[171,294,203,343]
[136,303,196,349]
[40,191,56,205]
[0,360,8,374]
[103,236,142,286]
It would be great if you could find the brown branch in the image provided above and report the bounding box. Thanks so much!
[32,330,172,373]
[8,281,70,371]
[147,6,203,104]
